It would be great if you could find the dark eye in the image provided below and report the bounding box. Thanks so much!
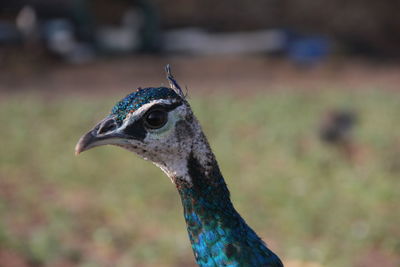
[144,110,168,129]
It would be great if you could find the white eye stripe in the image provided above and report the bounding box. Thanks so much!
[120,99,179,127]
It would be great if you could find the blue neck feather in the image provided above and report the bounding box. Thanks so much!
[176,154,283,267]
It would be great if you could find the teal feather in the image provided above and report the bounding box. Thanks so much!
[176,153,283,267]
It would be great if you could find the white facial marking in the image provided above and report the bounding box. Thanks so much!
[114,99,215,186]
[120,99,179,129]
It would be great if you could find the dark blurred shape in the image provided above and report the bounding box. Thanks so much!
[95,0,161,54]
[96,8,144,53]
[163,28,286,55]
[319,109,363,162]
[0,0,161,62]
[284,0,400,58]
[286,34,330,66]
[43,18,95,63]
[153,0,400,58]
[16,5,38,42]
[319,109,357,145]
[1,0,399,61]
[0,0,95,41]
[0,21,21,44]
[0,0,97,63]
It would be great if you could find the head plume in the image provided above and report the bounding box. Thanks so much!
[165,64,186,99]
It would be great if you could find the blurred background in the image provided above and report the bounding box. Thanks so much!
[1,1,400,266]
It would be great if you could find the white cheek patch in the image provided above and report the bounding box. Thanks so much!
[114,100,194,184]
[145,105,186,140]
[144,105,192,183]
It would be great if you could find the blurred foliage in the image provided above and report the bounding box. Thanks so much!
[0,90,400,266]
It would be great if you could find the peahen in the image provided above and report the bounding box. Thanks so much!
[75,66,283,267]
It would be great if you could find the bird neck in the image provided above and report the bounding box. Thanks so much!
[175,150,282,267]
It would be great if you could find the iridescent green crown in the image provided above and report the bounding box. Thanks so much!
[111,87,181,123]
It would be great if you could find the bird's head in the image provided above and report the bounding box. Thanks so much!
[75,66,212,183]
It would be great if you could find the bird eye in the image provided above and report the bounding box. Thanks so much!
[144,110,168,129]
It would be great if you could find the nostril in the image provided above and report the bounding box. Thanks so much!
[97,119,117,135]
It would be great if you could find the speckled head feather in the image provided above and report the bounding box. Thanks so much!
[110,65,186,123]
[111,87,181,123]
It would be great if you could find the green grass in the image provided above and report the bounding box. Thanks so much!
[1,90,400,267]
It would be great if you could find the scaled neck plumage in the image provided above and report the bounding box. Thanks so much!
[169,132,283,267]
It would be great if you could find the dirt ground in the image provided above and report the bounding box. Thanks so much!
[1,55,400,97]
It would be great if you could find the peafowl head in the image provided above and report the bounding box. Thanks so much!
[75,66,213,184]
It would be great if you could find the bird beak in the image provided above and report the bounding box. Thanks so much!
[75,116,125,155]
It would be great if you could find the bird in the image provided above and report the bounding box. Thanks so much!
[319,109,356,146]
[75,65,283,267]
[319,109,359,162]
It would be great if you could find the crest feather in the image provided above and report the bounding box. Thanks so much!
[165,65,185,99]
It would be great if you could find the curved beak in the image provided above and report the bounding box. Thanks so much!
[75,116,125,155]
